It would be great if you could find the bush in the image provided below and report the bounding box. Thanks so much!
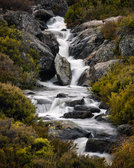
[0,0,32,13]
[111,136,134,168]
[0,19,40,89]
[0,83,36,124]
[92,56,134,125]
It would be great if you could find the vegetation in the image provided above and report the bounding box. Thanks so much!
[92,56,134,125]
[0,0,32,13]
[65,0,134,27]
[111,135,134,168]
[0,83,36,124]
[0,19,40,89]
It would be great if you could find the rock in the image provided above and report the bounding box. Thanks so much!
[66,99,84,107]
[55,54,72,85]
[99,102,109,109]
[56,93,67,98]
[63,111,94,119]
[117,124,131,136]
[74,105,100,113]
[119,34,134,57]
[89,59,119,83]
[45,120,92,140]
[77,68,90,86]
[22,32,56,80]
[40,0,68,17]
[3,10,41,36]
[34,9,54,22]
[95,114,107,122]
[37,31,59,56]
[87,41,116,65]
[23,90,35,95]
[85,138,114,153]
[36,98,52,105]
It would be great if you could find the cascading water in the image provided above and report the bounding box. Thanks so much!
[28,16,118,164]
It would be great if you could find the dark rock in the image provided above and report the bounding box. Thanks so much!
[22,32,56,81]
[55,54,72,85]
[46,120,92,140]
[99,102,109,109]
[66,99,84,107]
[3,10,41,36]
[40,0,68,17]
[56,93,67,98]
[36,98,52,105]
[74,105,100,113]
[34,9,54,22]
[85,138,114,153]
[77,68,90,86]
[119,34,134,57]
[63,111,94,119]
[117,124,131,136]
[95,114,107,122]
[37,31,59,57]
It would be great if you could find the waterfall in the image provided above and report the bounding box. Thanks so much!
[28,16,118,164]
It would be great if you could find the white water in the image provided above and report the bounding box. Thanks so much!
[28,16,117,163]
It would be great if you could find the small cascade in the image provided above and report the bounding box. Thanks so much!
[27,16,118,163]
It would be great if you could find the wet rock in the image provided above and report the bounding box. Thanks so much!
[34,9,54,22]
[56,93,67,98]
[36,98,52,105]
[55,54,72,85]
[3,10,41,36]
[117,124,131,136]
[77,68,90,86]
[23,90,35,95]
[74,105,100,113]
[46,120,92,140]
[95,114,107,122]
[63,111,94,119]
[119,34,134,57]
[99,102,109,109]
[66,99,84,107]
[85,138,114,153]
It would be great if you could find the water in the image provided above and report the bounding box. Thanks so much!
[28,16,117,163]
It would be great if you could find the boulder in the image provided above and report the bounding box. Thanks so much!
[63,111,94,119]
[34,9,54,22]
[3,10,41,36]
[40,0,68,17]
[55,54,72,85]
[45,120,92,140]
[99,102,109,109]
[66,99,84,107]
[22,32,56,80]
[87,41,116,65]
[85,138,114,153]
[37,31,59,56]
[56,93,67,98]
[117,124,132,136]
[119,34,134,57]
[74,105,100,113]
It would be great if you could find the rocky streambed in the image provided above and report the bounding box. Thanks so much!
[27,16,118,163]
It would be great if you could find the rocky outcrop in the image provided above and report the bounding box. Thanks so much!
[78,59,119,85]
[85,138,114,153]
[34,0,68,17]
[119,34,134,57]
[45,120,92,140]
[22,32,57,80]
[74,105,100,113]
[3,10,41,36]
[55,54,72,85]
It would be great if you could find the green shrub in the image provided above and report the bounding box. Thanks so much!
[92,56,134,125]
[0,83,36,124]
[0,19,40,89]
[111,136,134,168]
